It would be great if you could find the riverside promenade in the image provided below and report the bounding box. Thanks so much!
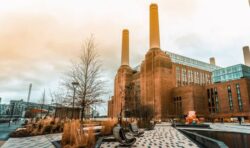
[0,121,24,147]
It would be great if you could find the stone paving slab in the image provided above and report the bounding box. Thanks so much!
[1,133,62,148]
[100,124,199,148]
[45,133,62,142]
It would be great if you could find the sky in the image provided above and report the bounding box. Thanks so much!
[0,0,250,114]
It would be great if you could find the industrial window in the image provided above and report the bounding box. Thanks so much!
[188,70,192,84]
[182,68,187,85]
[200,73,203,85]
[214,88,219,112]
[236,84,243,111]
[190,70,194,83]
[174,96,182,115]
[205,74,208,84]
[207,75,211,84]
[227,85,233,111]
[207,88,216,113]
[197,72,200,84]
[207,89,211,111]
[203,73,206,85]
[194,72,197,84]
[176,66,181,87]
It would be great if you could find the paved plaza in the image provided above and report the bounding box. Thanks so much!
[100,123,199,148]
[1,133,61,148]
[1,122,250,148]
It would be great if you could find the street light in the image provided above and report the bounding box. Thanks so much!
[72,81,79,119]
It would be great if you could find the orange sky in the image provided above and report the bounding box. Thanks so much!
[0,0,250,114]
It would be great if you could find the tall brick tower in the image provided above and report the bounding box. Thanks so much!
[140,4,174,120]
[243,46,250,66]
[209,57,216,65]
[113,29,133,118]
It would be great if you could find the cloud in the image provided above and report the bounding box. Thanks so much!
[0,10,122,104]
[0,0,249,116]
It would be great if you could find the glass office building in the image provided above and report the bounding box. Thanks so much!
[212,64,250,83]
[165,51,221,72]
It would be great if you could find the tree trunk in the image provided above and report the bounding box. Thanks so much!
[81,107,85,121]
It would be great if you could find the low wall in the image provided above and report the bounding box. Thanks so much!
[187,129,250,148]
[179,129,228,148]
[174,123,210,128]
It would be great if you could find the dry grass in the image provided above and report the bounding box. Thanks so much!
[30,117,64,135]
[62,120,96,148]
[10,117,64,137]
[12,118,118,147]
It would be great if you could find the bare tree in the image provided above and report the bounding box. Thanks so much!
[63,36,107,121]
[49,88,69,107]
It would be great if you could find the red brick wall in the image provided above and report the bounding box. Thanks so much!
[172,85,206,117]
[205,78,250,118]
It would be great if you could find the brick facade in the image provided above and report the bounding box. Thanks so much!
[107,3,250,121]
[204,78,250,119]
[108,59,250,120]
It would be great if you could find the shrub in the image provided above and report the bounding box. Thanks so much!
[42,125,53,134]
[11,117,64,137]
[51,124,62,133]
[137,105,154,128]
[9,129,31,137]
[50,120,55,125]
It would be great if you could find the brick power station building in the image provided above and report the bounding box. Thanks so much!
[108,4,250,121]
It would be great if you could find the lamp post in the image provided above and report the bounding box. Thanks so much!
[0,97,1,116]
[72,81,79,119]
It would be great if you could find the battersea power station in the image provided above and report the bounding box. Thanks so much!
[108,4,250,121]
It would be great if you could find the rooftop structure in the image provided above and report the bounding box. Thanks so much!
[165,51,221,72]
[212,64,250,83]
[243,46,250,66]
[133,51,221,72]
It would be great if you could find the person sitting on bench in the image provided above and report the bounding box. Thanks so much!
[113,125,136,146]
